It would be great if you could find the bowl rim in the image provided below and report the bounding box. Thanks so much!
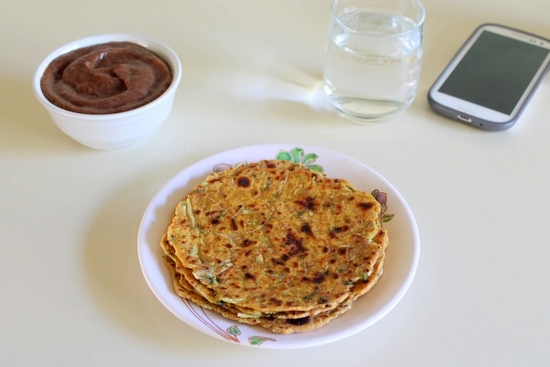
[32,33,182,120]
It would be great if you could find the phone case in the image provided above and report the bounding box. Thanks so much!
[428,23,550,131]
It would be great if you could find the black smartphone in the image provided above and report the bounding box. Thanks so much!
[428,24,550,131]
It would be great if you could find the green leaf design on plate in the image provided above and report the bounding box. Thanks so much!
[275,151,292,161]
[248,336,276,346]
[302,152,319,166]
[308,164,324,173]
[227,325,241,336]
[276,147,324,173]
[291,147,304,163]
[381,213,395,223]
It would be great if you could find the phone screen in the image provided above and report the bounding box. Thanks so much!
[438,31,550,115]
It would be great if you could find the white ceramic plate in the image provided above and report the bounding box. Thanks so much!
[137,144,420,349]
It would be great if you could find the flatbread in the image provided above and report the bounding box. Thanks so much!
[162,239,387,334]
[161,159,389,333]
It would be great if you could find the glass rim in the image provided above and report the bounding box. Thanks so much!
[330,0,426,36]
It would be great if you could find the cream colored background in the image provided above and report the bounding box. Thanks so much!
[1,0,549,366]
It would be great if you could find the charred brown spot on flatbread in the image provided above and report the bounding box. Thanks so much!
[160,159,389,334]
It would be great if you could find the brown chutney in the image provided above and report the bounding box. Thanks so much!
[40,42,172,114]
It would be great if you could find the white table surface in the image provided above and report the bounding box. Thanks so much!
[1,0,549,366]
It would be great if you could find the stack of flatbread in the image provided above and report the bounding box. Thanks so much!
[160,160,388,334]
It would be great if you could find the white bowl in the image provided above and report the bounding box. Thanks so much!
[33,34,182,150]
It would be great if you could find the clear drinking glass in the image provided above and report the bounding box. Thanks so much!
[323,0,426,123]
